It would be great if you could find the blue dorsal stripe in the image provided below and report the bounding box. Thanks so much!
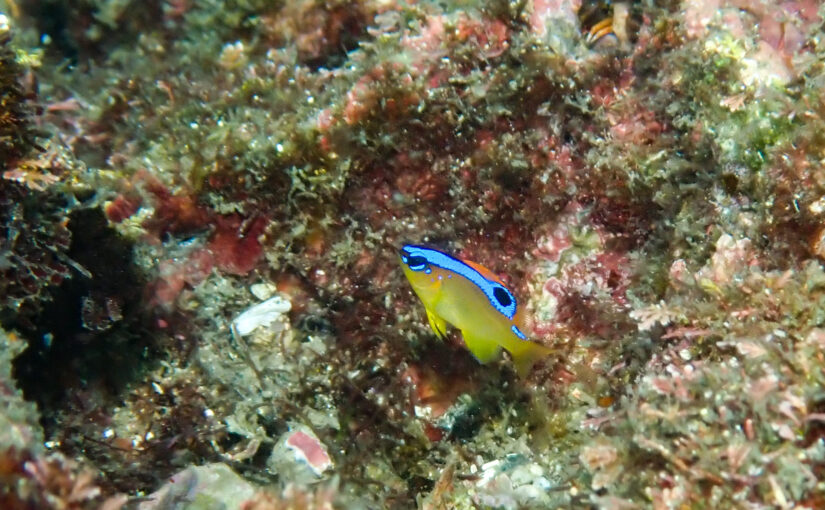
[401,245,517,319]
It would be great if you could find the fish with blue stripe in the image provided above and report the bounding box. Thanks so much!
[399,244,553,376]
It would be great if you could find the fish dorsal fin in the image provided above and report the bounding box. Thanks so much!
[462,259,505,286]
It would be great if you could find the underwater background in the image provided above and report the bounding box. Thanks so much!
[2,0,825,508]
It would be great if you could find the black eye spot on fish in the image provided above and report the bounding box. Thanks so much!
[493,286,512,307]
[407,255,428,271]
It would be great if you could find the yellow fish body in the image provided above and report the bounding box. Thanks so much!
[399,245,552,376]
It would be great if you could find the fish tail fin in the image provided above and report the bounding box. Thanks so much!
[509,342,555,378]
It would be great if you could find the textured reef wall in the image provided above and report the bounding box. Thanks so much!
[1,0,825,508]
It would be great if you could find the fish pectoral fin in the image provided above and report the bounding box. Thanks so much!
[460,329,502,364]
[426,308,448,340]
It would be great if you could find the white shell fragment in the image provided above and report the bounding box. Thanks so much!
[232,294,291,337]
[249,282,278,301]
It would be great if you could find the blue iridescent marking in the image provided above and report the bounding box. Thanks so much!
[511,325,527,340]
[400,245,518,319]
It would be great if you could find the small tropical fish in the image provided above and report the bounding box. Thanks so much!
[399,245,553,376]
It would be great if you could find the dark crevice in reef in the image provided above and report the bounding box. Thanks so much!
[21,0,79,65]
[303,13,368,71]
[21,0,166,66]
[10,207,150,430]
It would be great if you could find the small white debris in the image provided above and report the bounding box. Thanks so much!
[479,459,502,485]
[810,196,825,215]
[414,405,433,419]
[232,294,291,337]
[249,282,278,301]
[473,456,555,509]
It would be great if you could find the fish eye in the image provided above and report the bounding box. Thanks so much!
[406,255,428,271]
[492,286,512,307]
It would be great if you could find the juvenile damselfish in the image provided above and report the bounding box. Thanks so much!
[399,245,553,376]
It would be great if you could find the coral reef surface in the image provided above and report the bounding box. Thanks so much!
[2,0,825,508]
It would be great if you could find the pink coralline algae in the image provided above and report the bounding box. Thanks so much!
[529,202,633,338]
[533,223,574,263]
[285,430,333,476]
[529,0,582,37]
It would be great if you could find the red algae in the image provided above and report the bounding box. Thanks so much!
[140,175,210,237]
[104,194,142,223]
[208,215,268,276]
[403,364,468,420]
